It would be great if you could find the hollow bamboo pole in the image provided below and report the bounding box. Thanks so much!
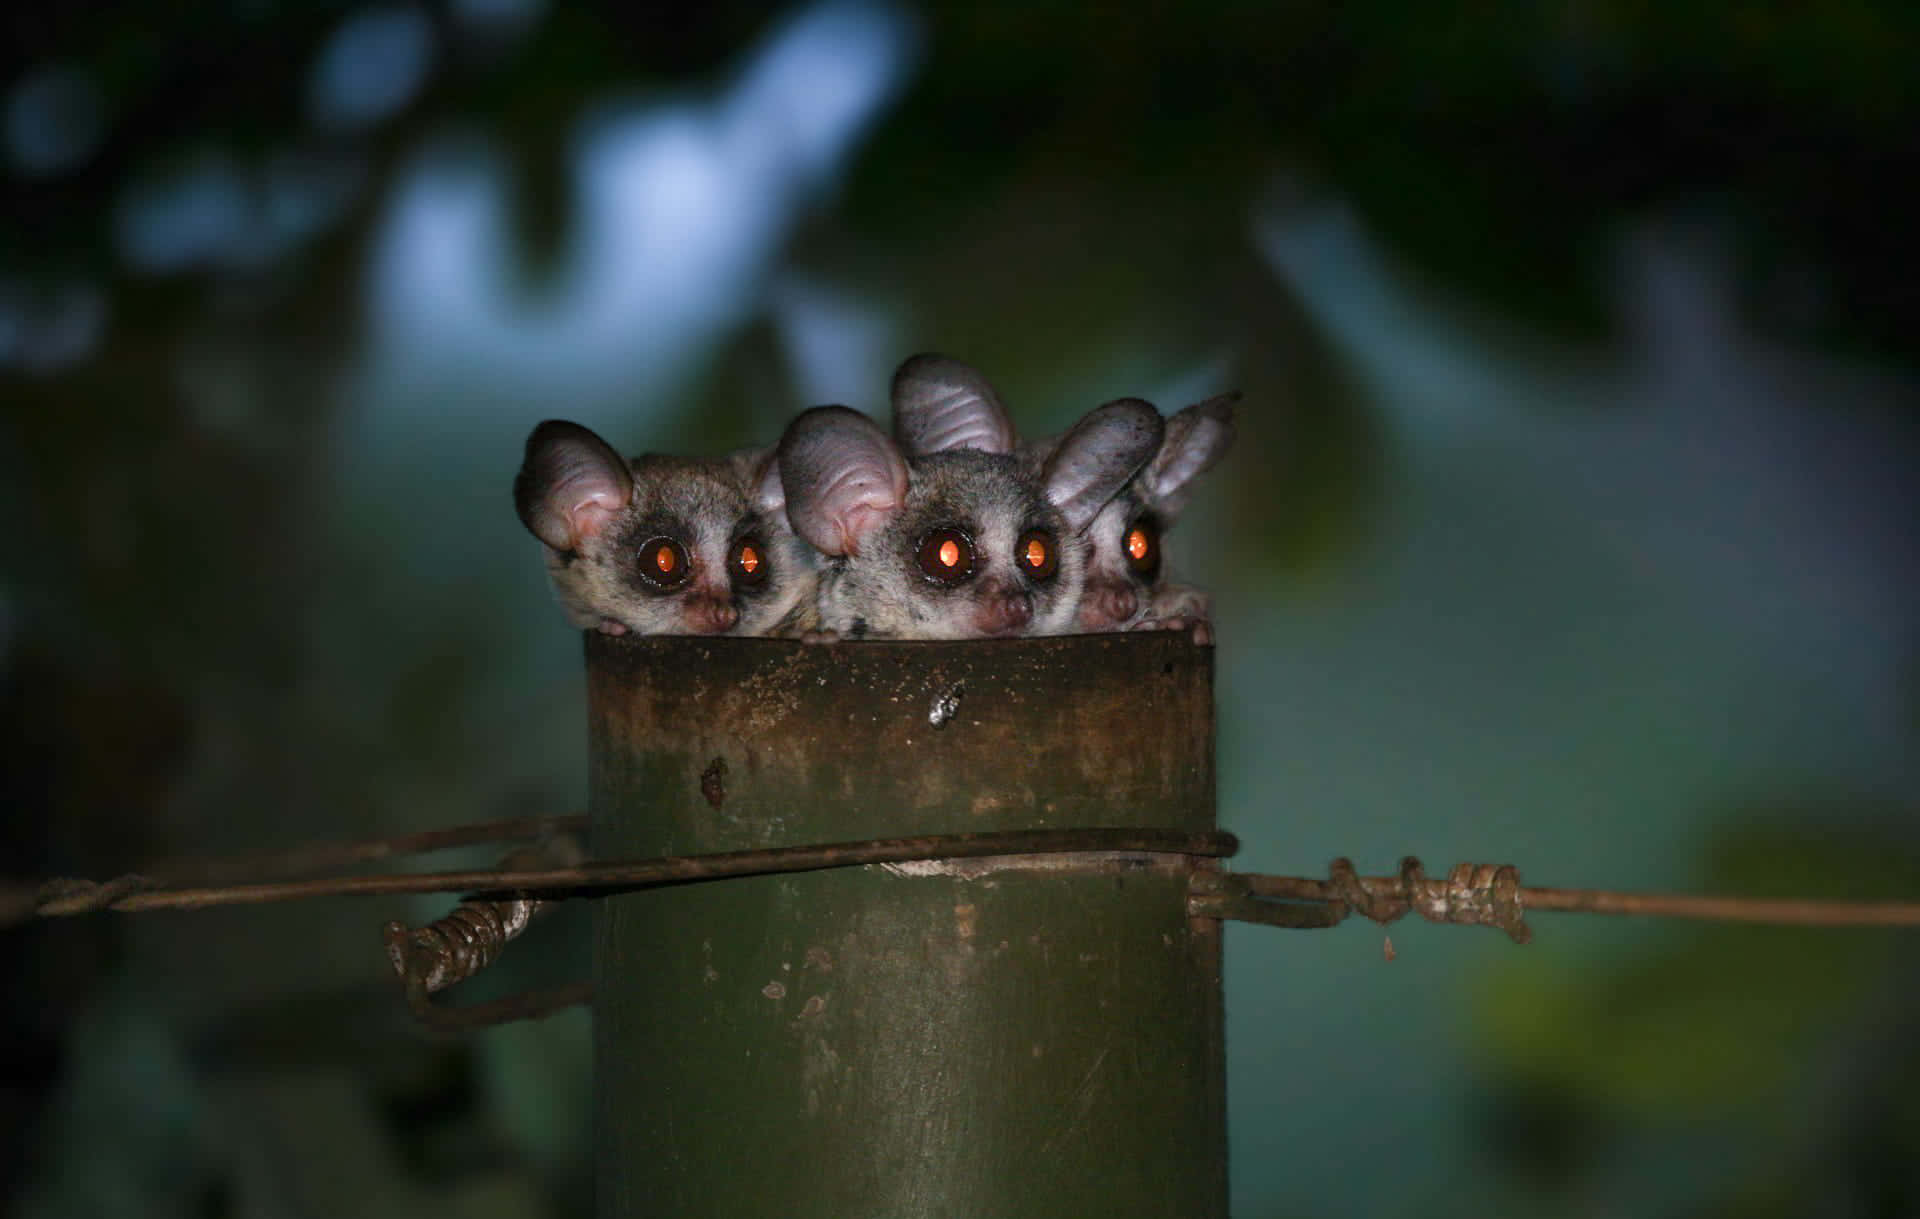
[588,632,1225,1218]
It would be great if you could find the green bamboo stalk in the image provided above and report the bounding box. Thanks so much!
[588,632,1226,1218]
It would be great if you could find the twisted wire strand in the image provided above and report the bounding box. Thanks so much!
[12,824,1920,1032]
[9,828,1241,922]
[5,814,589,926]
[385,840,594,1033]
[1190,856,1920,939]
[375,829,1233,1032]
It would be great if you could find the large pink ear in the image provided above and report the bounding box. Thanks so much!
[891,353,1016,455]
[777,406,909,557]
[1041,398,1164,533]
[1138,391,1237,517]
[514,420,633,550]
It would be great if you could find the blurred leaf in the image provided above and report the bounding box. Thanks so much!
[1474,811,1919,1115]
[1469,1072,1613,1189]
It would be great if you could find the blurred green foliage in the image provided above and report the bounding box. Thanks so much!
[1471,814,1920,1209]
[1480,816,1918,1112]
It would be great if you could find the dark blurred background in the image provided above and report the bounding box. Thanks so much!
[3,2,1917,1216]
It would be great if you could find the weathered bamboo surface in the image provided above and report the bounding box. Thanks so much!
[589,631,1224,1218]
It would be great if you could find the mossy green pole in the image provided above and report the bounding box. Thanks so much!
[588,633,1225,1218]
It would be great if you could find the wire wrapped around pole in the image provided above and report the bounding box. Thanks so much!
[1190,857,1532,943]
[385,840,593,1033]
[1191,857,1920,938]
[15,827,1242,920]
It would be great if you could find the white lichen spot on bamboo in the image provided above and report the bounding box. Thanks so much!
[928,681,964,727]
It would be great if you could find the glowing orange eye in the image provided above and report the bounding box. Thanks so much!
[916,527,975,586]
[730,537,768,589]
[636,536,692,591]
[1016,529,1058,580]
[1121,517,1160,580]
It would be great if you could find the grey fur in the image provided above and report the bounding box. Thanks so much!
[1067,391,1237,633]
[777,388,1160,638]
[514,419,816,637]
[976,391,1236,635]
[886,354,1238,635]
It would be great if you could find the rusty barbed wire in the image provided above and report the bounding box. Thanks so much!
[14,833,1920,933]
[377,829,1237,1031]
[3,813,590,925]
[1190,856,1920,939]
[1189,858,1532,941]
[11,823,1920,1032]
[385,840,596,1034]
[386,841,583,994]
[6,827,1242,923]
[401,847,1920,1031]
